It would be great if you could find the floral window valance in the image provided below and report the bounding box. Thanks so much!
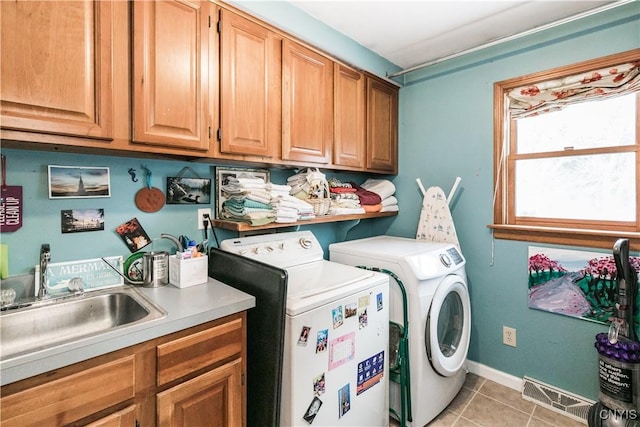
[506,61,640,119]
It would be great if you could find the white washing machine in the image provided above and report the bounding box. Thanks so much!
[221,231,390,426]
[330,236,470,427]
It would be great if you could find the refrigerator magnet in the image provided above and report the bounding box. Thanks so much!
[345,302,357,318]
[338,384,351,418]
[303,397,323,424]
[357,351,385,396]
[316,329,328,353]
[358,308,368,329]
[332,306,343,329]
[298,326,311,346]
[358,294,370,308]
[313,372,326,396]
[377,293,383,311]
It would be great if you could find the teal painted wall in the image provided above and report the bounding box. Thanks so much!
[0,149,392,275]
[389,2,640,400]
[1,0,639,403]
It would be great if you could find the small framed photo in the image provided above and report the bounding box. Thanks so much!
[48,165,110,199]
[166,176,211,204]
[115,217,152,253]
[215,167,270,219]
[61,209,105,233]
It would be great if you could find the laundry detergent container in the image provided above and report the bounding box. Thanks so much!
[594,332,640,411]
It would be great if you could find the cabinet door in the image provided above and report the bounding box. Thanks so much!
[282,40,333,164]
[132,0,213,151]
[219,10,281,158]
[0,355,136,426]
[84,404,137,427]
[366,76,398,173]
[157,358,243,427]
[1,1,114,139]
[333,64,366,168]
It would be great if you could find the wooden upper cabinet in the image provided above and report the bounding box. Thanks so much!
[1,1,114,139]
[132,0,214,151]
[366,75,399,173]
[282,40,333,164]
[333,64,366,168]
[218,10,281,158]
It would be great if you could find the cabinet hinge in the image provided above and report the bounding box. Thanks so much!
[208,15,212,28]
[217,128,222,142]
[135,421,140,427]
[208,126,211,139]
[217,19,221,33]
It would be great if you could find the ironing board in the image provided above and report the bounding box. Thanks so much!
[415,179,460,249]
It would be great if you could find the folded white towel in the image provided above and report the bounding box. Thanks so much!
[380,205,399,212]
[361,179,396,200]
[381,196,398,207]
[275,217,298,223]
[267,183,292,192]
[330,207,366,215]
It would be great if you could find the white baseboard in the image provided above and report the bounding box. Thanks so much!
[465,360,523,391]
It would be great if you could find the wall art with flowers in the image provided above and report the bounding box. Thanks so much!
[528,246,640,329]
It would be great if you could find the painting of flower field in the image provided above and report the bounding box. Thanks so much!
[528,246,640,328]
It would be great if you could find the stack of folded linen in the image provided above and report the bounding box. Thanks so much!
[350,181,383,212]
[268,182,315,223]
[220,175,275,225]
[327,178,364,215]
[360,178,399,212]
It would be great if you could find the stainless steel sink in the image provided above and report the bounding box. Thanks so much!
[0,286,166,360]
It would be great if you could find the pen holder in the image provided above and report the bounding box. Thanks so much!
[169,255,208,288]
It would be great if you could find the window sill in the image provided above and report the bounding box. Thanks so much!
[488,224,640,251]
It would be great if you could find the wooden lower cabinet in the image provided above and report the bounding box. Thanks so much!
[85,405,138,427]
[0,312,246,427]
[157,359,243,427]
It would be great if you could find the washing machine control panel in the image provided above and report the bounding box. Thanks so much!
[219,230,323,268]
[446,247,464,265]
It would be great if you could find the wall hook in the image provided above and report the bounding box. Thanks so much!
[128,168,138,182]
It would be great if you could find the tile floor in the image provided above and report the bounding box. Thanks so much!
[390,373,586,427]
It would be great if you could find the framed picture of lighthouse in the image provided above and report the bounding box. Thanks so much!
[48,165,111,199]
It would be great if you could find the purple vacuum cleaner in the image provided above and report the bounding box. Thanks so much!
[589,238,640,427]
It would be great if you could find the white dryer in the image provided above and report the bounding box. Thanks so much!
[330,236,470,427]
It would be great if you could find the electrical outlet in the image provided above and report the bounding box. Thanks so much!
[197,208,212,229]
[503,326,517,347]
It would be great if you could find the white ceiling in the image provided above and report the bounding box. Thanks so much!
[289,0,620,72]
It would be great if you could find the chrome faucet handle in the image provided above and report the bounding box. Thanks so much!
[38,244,51,299]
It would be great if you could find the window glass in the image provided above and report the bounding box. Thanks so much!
[515,153,636,221]
[516,94,636,154]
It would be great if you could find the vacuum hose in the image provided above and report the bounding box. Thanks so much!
[613,238,638,342]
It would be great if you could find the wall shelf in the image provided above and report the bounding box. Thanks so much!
[211,211,397,236]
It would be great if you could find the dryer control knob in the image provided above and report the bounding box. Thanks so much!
[299,238,313,249]
[440,253,452,267]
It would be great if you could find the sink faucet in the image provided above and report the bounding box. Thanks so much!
[38,244,51,299]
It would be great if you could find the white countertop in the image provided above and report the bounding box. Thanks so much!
[0,278,255,386]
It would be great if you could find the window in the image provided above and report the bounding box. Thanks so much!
[491,49,640,250]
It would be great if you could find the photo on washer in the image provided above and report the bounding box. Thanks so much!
[338,383,351,418]
[303,396,323,424]
[313,372,326,396]
[315,329,328,353]
[332,305,343,329]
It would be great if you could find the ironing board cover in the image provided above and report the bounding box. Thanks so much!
[416,186,460,249]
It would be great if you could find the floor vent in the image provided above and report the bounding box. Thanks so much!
[521,376,595,424]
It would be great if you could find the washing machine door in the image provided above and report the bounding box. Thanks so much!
[426,274,471,377]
